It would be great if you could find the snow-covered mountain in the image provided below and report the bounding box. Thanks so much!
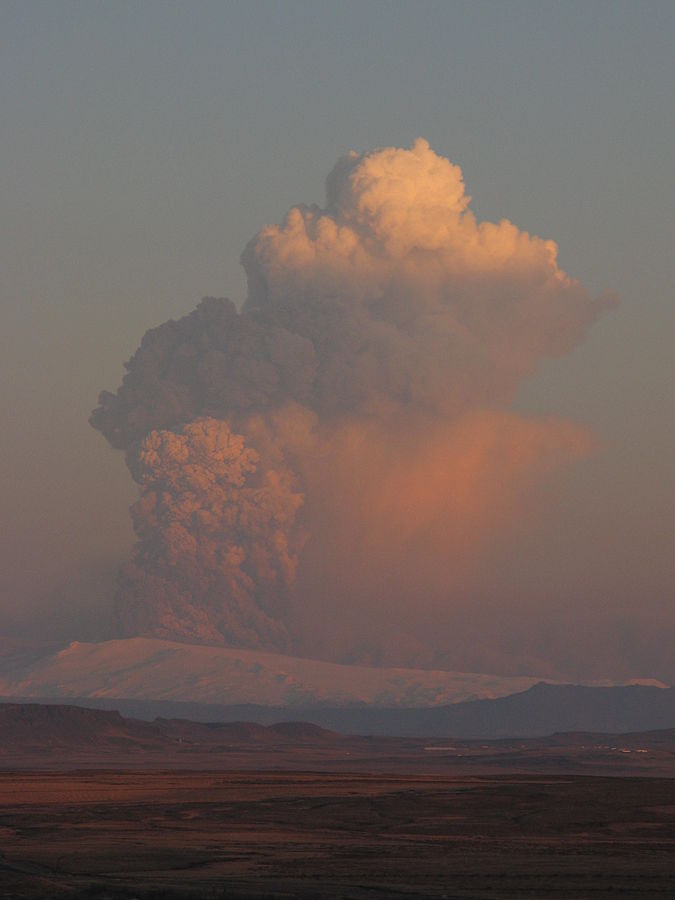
[0,637,545,708]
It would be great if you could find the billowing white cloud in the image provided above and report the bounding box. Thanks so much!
[242,137,613,416]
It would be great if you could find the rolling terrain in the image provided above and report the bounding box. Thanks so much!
[2,703,674,897]
[2,701,675,776]
[1,637,672,740]
[1,770,674,898]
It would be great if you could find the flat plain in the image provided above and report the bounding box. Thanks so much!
[1,770,674,898]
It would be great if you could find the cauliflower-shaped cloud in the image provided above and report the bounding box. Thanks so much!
[92,140,612,657]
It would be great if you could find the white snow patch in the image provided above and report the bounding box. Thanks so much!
[0,637,546,708]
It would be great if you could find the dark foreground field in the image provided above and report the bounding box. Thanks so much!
[1,771,674,899]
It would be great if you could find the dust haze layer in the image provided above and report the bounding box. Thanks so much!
[91,139,612,665]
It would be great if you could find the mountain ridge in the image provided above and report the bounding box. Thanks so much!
[1,700,675,775]
[0,636,550,708]
[3,681,674,739]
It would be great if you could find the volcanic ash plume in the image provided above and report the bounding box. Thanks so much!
[91,138,613,657]
[118,417,302,649]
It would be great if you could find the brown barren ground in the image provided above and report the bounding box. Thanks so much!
[0,771,674,898]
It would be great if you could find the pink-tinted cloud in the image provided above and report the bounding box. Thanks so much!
[92,140,611,662]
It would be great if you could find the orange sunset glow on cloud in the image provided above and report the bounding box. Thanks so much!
[91,139,613,666]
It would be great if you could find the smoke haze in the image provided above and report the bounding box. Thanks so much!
[91,140,614,667]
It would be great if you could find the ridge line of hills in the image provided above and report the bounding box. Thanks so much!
[1,699,674,776]
[2,681,674,739]
[0,636,668,714]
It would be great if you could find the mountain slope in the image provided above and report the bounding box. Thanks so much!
[288,682,675,737]
[1,701,675,773]
[0,702,336,754]
[0,636,543,708]
[0,639,670,739]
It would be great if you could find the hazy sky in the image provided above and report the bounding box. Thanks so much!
[1,1,673,681]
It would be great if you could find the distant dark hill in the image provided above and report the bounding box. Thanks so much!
[2,699,675,776]
[0,702,154,751]
[267,721,333,740]
[2,683,674,740]
[378,682,675,739]
[306,682,675,738]
[0,702,337,761]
